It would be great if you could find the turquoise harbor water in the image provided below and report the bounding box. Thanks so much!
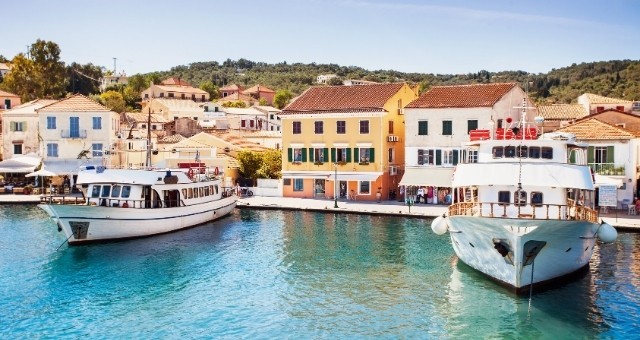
[1,205,639,338]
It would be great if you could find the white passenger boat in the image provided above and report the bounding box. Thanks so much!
[39,166,237,245]
[431,104,617,294]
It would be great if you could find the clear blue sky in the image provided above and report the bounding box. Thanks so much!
[4,0,639,75]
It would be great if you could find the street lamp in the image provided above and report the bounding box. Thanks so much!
[334,162,339,208]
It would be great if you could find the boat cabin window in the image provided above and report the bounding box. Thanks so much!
[91,185,101,198]
[111,185,121,198]
[531,192,543,206]
[541,147,553,159]
[204,186,210,196]
[493,147,504,158]
[528,147,540,158]
[498,191,510,205]
[517,146,528,158]
[182,189,187,198]
[199,187,204,197]
[101,185,111,197]
[505,146,516,158]
[214,185,219,195]
[187,188,193,199]
[194,188,199,198]
[514,191,527,206]
[121,186,131,198]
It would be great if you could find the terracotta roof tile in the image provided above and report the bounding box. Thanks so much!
[537,104,587,120]
[583,93,633,104]
[123,112,170,123]
[0,89,20,97]
[38,94,111,112]
[281,83,405,114]
[243,84,275,94]
[155,85,208,95]
[158,134,186,144]
[160,77,191,86]
[555,118,640,140]
[406,83,517,108]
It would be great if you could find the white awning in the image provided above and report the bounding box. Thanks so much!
[44,159,102,175]
[0,154,41,173]
[399,167,454,187]
[282,171,330,179]
[327,172,382,182]
[594,174,623,188]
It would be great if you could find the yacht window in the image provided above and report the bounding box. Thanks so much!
[122,186,131,198]
[199,187,204,197]
[505,146,516,158]
[514,191,527,206]
[193,188,199,198]
[531,192,543,206]
[498,191,510,205]
[528,147,541,158]
[187,188,193,199]
[101,185,111,197]
[493,147,504,158]
[204,186,210,196]
[517,146,528,158]
[182,189,187,198]
[91,185,101,198]
[215,185,219,194]
[111,185,121,198]
[541,147,553,159]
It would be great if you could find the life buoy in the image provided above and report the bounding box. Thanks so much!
[122,202,129,208]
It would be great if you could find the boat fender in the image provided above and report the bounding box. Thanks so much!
[431,214,449,235]
[597,222,617,243]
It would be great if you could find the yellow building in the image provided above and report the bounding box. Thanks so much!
[280,83,417,201]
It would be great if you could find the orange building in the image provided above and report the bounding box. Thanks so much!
[279,83,417,201]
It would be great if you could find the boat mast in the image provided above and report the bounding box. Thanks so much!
[146,108,152,168]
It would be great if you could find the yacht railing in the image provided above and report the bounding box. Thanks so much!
[448,201,598,223]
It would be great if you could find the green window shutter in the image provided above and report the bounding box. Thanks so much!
[309,148,314,162]
[324,148,329,162]
[453,150,459,165]
[301,148,308,162]
[569,149,576,164]
[287,148,292,162]
[369,148,375,162]
[9,122,15,131]
[606,146,614,163]
[331,148,336,162]
[346,148,352,162]
[354,148,360,162]
[587,146,594,163]
[418,121,428,135]
[436,149,442,165]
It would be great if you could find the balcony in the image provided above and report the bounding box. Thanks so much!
[588,163,625,176]
[61,129,87,139]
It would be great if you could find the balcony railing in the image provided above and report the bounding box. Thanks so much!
[61,129,88,139]
[448,201,598,223]
[588,163,625,176]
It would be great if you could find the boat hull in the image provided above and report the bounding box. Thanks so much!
[39,196,237,245]
[447,216,599,293]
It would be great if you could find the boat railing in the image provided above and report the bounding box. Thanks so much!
[40,196,188,209]
[448,201,598,223]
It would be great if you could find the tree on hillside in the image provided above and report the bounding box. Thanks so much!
[273,89,293,109]
[127,74,150,93]
[66,62,102,95]
[99,90,126,112]
[0,55,7,63]
[0,54,38,101]
[258,149,282,179]
[199,80,219,100]
[327,77,343,86]
[237,150,262,184]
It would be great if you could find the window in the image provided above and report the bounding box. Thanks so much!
[181,93,185,99]
[335,148,347,162]
[241,120,246,128]
[92,143,103,157]
[337,121,346,134]
[514,191,527,206]
[388,148,394,162]
[467,120,478,134]
[531,192,543,206]
[91,185,101,198]
[492,147,504,158]
[293,178,304,191]
[120,186,130,198]
[443,150,454,165]
[497,119,503,129]
[388,121,394,134]
[111,185,121,198]
[594,147,607,163]
[359,181,371,195]
[13,144,22,154]
[616,106,624,111]
[314,121,323,134]
[418,121,428,135]
[93,117,102,130]
[11,121,25,132]
[47,143,58,157]
[596,106,604,113]
[47,117,56,129]
[528,147,540,158]
[498,191,510,205]
[467,150,478,163]
[397,98,402,114]
[293,121,301,134]
[541,147,553,159]
[250,120,255,128]
[418,149,435,165]
[505,146,516,158]
[159,93,164,98]
[358,148,371,163]
[313,148,326,162]
[101,185,111,197]
[292,148,304,162]
[359,120,369,134]
[70,117,80,138]
[283,178,292,186]
[168,93,174,98]
[442,120,452,135]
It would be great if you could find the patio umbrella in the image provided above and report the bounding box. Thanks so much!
[26,168,58,193]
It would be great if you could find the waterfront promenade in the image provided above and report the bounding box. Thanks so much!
[2,193,638,231]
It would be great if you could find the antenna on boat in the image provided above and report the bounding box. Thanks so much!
[145,108,152,168]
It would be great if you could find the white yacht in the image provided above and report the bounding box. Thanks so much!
[39,166,237,245]
[431,111,617,294]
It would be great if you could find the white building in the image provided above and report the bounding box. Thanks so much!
[316,74,337,84]
[577,93,634,115]
[2,99,57,159]
[37,94,121,176]
[400,83,537,203]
